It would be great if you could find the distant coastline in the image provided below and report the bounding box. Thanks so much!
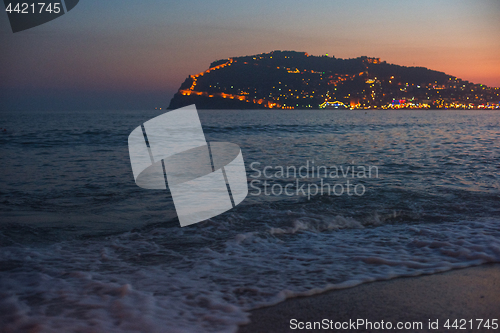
[168,50,500,110]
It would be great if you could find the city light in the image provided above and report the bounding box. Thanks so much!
[175,52,500,110]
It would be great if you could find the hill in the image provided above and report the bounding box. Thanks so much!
[168,51,499,110]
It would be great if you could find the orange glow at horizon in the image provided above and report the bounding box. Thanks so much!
[1,0,499,111]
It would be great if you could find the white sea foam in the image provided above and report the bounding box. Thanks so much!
[1,217,500,333]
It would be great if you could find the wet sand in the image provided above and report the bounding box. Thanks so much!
[238,264,500,332]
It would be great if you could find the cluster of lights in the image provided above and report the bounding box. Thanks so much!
[381,102,431,110]
[319,101,347,109]
[177,53,499,110]
[181,58,234,94]
[178,57,285,108]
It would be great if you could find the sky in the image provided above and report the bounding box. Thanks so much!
[1,0,499,110]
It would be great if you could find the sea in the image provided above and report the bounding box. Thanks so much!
[1,109,499,332]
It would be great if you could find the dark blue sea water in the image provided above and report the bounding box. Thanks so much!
[1,109,499,332]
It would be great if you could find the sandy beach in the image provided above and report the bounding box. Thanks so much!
[238,264,500,333]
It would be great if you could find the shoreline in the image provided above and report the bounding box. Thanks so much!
[238,264,500,332]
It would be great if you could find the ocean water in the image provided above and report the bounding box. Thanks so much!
[1,109,499,332]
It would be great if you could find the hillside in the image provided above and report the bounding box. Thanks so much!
[168,51,499,110]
